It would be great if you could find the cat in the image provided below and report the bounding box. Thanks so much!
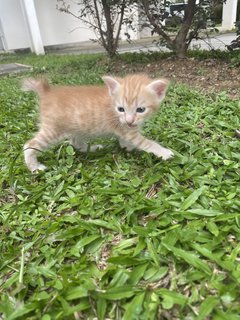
[22,74,174,172]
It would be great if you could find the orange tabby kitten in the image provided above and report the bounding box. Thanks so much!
[22,74,173,172]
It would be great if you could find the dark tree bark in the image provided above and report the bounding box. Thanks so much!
[172,0,197,58]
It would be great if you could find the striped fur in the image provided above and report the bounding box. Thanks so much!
[23,74,173,172]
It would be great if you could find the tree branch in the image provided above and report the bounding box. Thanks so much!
[140,0,172,46]
[176,0,197,41]
[114,1,126,50]
[93,0,107,49]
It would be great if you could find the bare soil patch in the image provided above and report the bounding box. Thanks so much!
[106,57,240,99]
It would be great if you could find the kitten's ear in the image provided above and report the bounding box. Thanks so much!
[102,76,121,96]
[146,79,169,102]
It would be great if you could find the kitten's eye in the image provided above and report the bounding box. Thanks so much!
[117,107,125,112]
[136,107,146,113]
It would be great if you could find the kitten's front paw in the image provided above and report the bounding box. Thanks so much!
[30,163,47,173]
[157,148,174,160]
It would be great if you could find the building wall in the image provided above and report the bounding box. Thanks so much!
[0,0,29,50]
[0,0,97,51]
[222,0,238,30]
[34,0,97,46]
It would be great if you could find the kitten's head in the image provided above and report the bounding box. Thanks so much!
[102,74,169,128]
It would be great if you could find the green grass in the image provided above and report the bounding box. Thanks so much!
[0,52,240,320]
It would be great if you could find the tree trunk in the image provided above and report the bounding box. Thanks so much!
[102,0,116,57]
[172,0,197,58]
[172,36,189,58]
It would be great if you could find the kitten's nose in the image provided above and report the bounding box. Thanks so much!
[125,114,135,126]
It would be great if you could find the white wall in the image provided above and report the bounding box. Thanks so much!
[0,0,29,50]
[120,5,140,40]
[222,0,238,30]
[0,0,98,51]
[34,0,97,46]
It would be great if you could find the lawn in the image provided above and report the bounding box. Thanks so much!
[0,52,240,320]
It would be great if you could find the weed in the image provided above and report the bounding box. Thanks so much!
[0,53,240,319]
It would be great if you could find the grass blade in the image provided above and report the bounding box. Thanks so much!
[180,186,207,211]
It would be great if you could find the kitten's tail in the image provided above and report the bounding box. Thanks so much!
[22,78,50,95]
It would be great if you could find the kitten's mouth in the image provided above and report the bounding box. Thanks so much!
[126,123,137,128]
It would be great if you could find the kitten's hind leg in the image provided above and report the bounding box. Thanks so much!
[70,136,103,152]
[24,128,59,172]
